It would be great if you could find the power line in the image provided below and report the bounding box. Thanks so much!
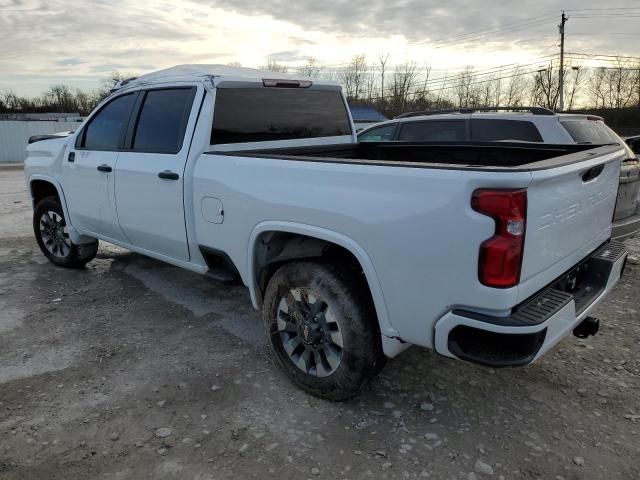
[431,18,557,48]
[565,52,640,61]
[365,66,549,102]
[566,7,640,12]
[371,55,561,95]
[415,12,557,47]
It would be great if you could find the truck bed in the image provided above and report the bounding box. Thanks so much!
[214,141,620,171]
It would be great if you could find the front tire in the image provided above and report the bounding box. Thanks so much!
[33,195,98,268]
[263,261,385,401]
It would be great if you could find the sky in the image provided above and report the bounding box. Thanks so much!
[1,0,639,96]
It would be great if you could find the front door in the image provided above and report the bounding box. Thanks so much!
[63,92,138,241]
[114,87,198,261]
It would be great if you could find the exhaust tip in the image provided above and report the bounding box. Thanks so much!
[573,316,599,339]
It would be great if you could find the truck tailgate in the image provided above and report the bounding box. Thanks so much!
[518,149,622,301]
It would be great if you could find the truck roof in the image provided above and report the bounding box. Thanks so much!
[113,64,338,91]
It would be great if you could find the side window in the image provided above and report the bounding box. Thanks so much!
[132,88,196,154]
[81,93,137,150]
[398,121,466,141]
[471,119,543,142]
[561,120,619,144]
[358,124,396,142]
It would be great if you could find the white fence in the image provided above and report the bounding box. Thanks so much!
[0,121,82,163]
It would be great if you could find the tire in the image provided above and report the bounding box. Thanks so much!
[33,195,98,268]
[263,261,386,401]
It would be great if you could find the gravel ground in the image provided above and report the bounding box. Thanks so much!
[1,169,639,480]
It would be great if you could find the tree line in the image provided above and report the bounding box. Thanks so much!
[1,58,639,119]
[262,54,640,118]
[0,73,124,116]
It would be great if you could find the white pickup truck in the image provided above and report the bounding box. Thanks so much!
[25,65,628,400]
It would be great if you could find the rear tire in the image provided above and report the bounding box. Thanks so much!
[33,195,98,268]
[263,261,385,401]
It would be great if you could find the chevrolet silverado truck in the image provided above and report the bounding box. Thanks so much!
[25,65,628,400]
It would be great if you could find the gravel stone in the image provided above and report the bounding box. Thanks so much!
[154,428,172,438]
[475,460,494,475]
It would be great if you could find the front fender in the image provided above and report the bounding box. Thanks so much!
[27,174,92,244]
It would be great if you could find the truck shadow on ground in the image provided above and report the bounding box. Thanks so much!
[95,244,601,404]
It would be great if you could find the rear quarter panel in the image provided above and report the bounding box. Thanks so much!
[192,154,533,347]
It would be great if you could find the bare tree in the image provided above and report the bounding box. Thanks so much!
[227,61,242,67]
[389,62,418,114]
[418,63,432,101]
[0,90,20,111]
[588,67,607,108]
[564,65,586,110]
[299,57,321,78]
[502,67,527,107]
[532,62,561,110]
[377,53,390,105]
[604,60,636,108]
[340,54,367,100]
[454,66,476,107]
[260,58,288,73]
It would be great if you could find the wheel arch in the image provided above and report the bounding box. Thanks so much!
[247,221,396,341]
[28,174,88,244]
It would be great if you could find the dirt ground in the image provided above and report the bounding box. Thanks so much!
[1,169,639,480]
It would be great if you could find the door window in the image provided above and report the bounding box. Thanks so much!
[81,93,137,150]
[132,88,196,153]
[358,124,396,142]
[398,121,466,141]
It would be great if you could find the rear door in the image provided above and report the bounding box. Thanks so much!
[114,86,199,261]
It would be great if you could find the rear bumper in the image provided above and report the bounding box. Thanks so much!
[433,241,628,367]
[612,213,640,241]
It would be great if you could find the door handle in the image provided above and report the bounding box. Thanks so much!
[97,164,112,172]
[582,164,604,182]
[158,170,179,180]
[68,152,75,162]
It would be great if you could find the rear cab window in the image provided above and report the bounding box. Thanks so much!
[470,119,542,142]
[211,88,352,144]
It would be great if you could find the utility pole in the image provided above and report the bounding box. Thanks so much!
[558,11,568,112]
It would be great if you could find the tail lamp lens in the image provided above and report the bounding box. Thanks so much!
[472,189,527,288]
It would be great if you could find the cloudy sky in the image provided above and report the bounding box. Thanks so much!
[1,0,639,96]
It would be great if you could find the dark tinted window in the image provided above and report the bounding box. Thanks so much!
[398,121,466,141]
[133,88,195,153]
[561,120,619,144]
[471,119,543,142]
[358,124,396,142]
[83,93,136,150]
[211,88,352,144]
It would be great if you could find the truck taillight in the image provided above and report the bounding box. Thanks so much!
[471,189,527,288]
